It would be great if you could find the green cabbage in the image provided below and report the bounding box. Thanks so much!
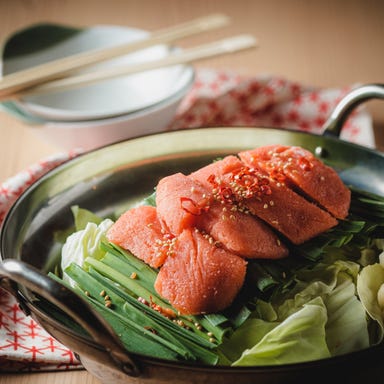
[61,207,113,286]
[232,298,330,366]
[357,263,384,344]
[219,259,369,366]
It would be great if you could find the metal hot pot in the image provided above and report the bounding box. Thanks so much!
[1,84,384,383]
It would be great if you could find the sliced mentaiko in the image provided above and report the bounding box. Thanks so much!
[198,202,288,259]
[190,161,288,259]
[190,155,243,189]
[156,172,211,235]
[157,171,288,259]
[243,177,338,244]
[154,228,247,315]
[239,145,351,219]
[192,155,338,245]
[106,205,169,268]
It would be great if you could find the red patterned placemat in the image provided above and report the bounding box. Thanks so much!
[0,70,374,372]
[0,151,82,372]
[170,69,373,146]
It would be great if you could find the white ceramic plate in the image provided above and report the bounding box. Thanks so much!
[2,24,194,121]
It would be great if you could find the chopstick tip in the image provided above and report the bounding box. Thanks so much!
[220,34,259,52]
[198,13,232,30]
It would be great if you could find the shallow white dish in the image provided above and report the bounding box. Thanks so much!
[2,24,194,121]
[31,86,190,151]
[0,23,195,150]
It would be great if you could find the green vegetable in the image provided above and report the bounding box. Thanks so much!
[60,214,113,286]
[232,298,330,366]
[71,205,104,230]
[357,263,384,344]
[218,259,369,365]
[50,186,384,366]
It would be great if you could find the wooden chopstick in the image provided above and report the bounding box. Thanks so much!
[4,35,258,100]
[0,13,230,99]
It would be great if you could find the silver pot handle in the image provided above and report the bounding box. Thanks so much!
[322,83,384,137]
[0,259,140,377]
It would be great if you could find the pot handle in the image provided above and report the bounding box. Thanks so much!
[322,83,384,137]
[0,259,140,377]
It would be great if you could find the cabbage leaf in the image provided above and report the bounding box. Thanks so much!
[357,263,384,344]
[61,207,113,286]
[219,259,369,365]
[232,298,330,366]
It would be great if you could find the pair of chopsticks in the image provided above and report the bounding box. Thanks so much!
[0,14,257,101]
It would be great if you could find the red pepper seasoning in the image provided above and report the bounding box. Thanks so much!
[297,156,313,171]
[207,165,274,205]
[208,174,236,205]
[150,297,176,319]
[229,166,272,199]
[180,197,210,215]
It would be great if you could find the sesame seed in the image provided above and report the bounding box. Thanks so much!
[130,272,137,279]
[100,290,106,297]
[263,203,268,209]
[105,300,112,308]
[138,297,149,306]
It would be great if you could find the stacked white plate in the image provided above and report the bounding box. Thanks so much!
[0,23,195,150]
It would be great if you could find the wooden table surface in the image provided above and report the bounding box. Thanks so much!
[1,0,383,383]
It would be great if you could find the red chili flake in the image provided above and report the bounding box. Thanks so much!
[269,168,287,183]
[150,297,176,319]
[216,185,236,204]
[138,297,149,306]
[230,167,272,199]
[163,233,175,240]
[260,184,272,195]
[180,197,209,215]
[207,174,236,204]
[298,157,313,171]
[207,174,217,185]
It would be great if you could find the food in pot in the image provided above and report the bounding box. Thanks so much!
[154,228,247,315]
[239,145,351,219]
[156,172,288,258]
[190,154,339,244]
[55,144,384,366]
[107,205,168,268]
[107,146,347,314]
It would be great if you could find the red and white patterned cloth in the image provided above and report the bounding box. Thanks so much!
[0,69,375,372]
